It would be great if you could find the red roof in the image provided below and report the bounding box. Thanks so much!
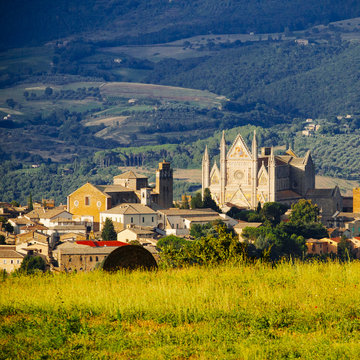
[76,241,128,247]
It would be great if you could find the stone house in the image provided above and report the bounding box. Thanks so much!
[53,241,127,272]
[100,203,157,232]
[306,238,338,255]
[117,226,158,244]
[157,208,234,236]
[0,245,24,272]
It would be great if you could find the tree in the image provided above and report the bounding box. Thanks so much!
[44,87,53,96]
[10,200,19,207]
[337,236,354,261]
[0,217,13,233]
[190,223,213,238]
[190,192,203,209]
[101,218,117,240]
[180,194,190,209]
[289,199,320,224]
[20,255,46,274]
[6,98,16,109]
[28,193,33,211]
[261,202,287,226]
[157,235,188,250]
[203,188,221,213]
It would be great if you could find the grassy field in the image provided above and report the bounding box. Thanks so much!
[101,82,224,109]
[2,261,360,359]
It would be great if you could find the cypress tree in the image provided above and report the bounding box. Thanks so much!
[101,218,117,241]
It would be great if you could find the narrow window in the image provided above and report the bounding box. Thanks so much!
[142,217,145,223]
[90,256,93,262]
[131,217,133,223]
[85,196,90,206]
[96,256,99,262]
[152,217,154,222]
[10,260,13,264]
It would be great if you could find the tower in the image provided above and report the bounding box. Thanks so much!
[140,187,151,206]
[220,131,226,206]
[268,147,276,202]
[251,130,258,209]
[202,145,210,198]
[155,160,173,209]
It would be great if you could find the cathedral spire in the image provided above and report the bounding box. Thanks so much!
[202,145,210,198]
[220,131,226,206]
[252,130,258,161]
[251,130,258,209]
[268,147,275,202]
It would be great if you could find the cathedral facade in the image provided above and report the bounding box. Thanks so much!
[202,131,342,220]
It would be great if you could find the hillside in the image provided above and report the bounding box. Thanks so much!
[2,0,360,49]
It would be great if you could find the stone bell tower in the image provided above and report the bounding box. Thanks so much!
[155,160,173,209]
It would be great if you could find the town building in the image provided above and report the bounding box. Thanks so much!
[0,245,24,272]
[117,226,158,244]
[53,241,127,272]
[100,203,157,232]
[202,131,342,223]
[157,208,235,236]
[306,238,338,255]
[67,161,173,231]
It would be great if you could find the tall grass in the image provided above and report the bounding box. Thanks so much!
[1,261,360,359]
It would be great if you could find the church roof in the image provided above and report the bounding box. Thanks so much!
[114,171,147,179]
[276,190,302,200]
[306,188,338,198]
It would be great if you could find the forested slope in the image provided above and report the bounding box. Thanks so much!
[147,42,360,117]
[1,0,360,48]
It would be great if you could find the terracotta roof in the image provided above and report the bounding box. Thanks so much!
[159,208,218,216]
[57,246,120,255]
[101,203,156,215]
[9,217,36,226]
[114,171,147,179]
[234,222,262,229]
[39,209,71,219]
[76,241,128,247]
[183,216,225,223]
[95,184,133,193]
[0,246,24,258]
[22,224,48,231]
[51,225,86,231]
[120,228,156,235]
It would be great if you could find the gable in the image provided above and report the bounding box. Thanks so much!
[210,163,220,185]
[68,183,110,200]
[227,134,252,160]
[258,163,268,186]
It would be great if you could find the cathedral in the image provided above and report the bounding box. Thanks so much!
[202,131,342,221]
